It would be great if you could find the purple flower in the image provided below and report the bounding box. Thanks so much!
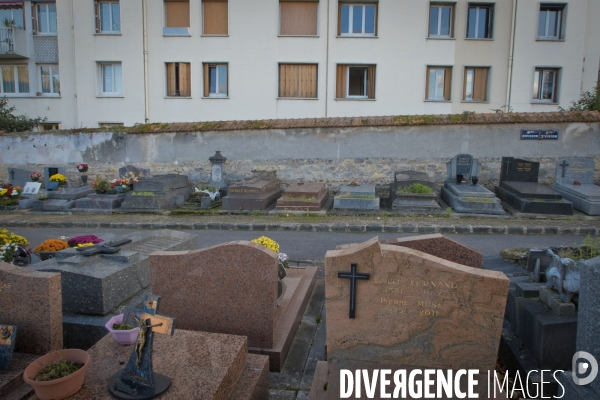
[68,235,104,247]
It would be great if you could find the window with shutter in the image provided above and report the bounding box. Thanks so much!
[203,63,228,97]
[165,0,190,28]
[426,66,452,100]
[335,64,375,99]
[166,62,191,97]
[463,67,489,101]
[280,1,318,36]
[279,64,317,98]
[203,0,228,35]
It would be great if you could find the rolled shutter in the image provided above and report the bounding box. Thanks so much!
[203,0,228,35]
[165,1,190,28]
[280,2,318,36]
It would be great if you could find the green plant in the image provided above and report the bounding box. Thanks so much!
[3,18,16,28]
[462,197,494,203]
[316,314,322,324]
[560,83,600,112]
[283,195,317,202]
[112,323,135,331]
[92,176,111,193]
[0,97,47,132]
[323,383,328,391]
[398,183,433,194]
[131,192,156,196]
[34,358,83,382]
[557,236,600,261]
[491,105,513,113]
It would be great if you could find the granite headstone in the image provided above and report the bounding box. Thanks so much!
[7,168,34,189]
[276,182,328,211]
[222,176,282,210]
[43,166,67,188]
[553,158,600,215]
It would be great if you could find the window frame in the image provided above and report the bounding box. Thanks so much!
[206,63,228,97]
[466,3,493,39]
[425,66,452,101]
[165,62,191,98]
[0,7,25,30]
[338,3,377,37]
[428,3,455,38]
[532,67,560,103]
[38,64,60,96]
[97,1,121,34]
[462,66,490,102]
[537,4,566,40]
[335,63,376,100]
[98,62,123,97]
[35,3,57,35]
[0,65,30,95]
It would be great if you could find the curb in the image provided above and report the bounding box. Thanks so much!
[2,220,598,236]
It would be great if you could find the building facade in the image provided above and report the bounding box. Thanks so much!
[0,0,598,129]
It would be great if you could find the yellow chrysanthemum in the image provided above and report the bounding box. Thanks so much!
[251,236,280,253]
[0,229,28,246]
[49,174,67,183]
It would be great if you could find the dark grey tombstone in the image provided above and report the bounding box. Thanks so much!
[499,157,540,184]
[208,151,228,189]
[7,168,34,188]
[118,165,151,179]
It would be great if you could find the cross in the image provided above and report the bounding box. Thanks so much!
[76,238,132,256]
[338,263,370,319]
[108,294,176,399]
[9,169,14,181]
[504,158,512,178]
[559,160,570,178]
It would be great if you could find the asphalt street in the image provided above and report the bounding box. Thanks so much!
[9,227,585,261]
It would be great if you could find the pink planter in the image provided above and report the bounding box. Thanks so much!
[23,349,90,400]
[104,314,139,345]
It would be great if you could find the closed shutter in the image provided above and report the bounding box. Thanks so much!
[444,67,452,100]
[203,63,210,97]
[165,0,190,28]
[473,68,488,101]
[336,65,347,98]
[179,63,191,97]
[367,65,376,99]
[167,63,176,96]
[203,0,228,35]
[299,64,317,98]
[279,64,317,98]
[280,2,318,36]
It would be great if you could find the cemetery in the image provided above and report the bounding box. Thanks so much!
[0,112,600,398]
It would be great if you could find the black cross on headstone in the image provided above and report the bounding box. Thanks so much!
[76,238,132,256]
[559,160,570,178]
[504,158,512,178]
[338,263,370,319]
[9,169,14,181]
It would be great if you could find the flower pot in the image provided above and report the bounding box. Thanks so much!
[80,174,88,185]
[104,314,139,346]
[23,349,91,400]
[471,176,479,186]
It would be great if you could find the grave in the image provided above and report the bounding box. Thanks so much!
[0,262,63,399]
[28,230,200,349]
[118,165,150,179]
[17,182,42,209]
[7,168,34,189]
[390,170,442,213]
[208,150,228,189]
[71,193,128,214]
[120,174,191,211]
[149,240,318,371]
[276,182,328,211]
[553,157,600,215]
[43,166,67,188]
[31,185,94,212]
[441,154,506,215]
[222,176,282,211]
[557,255,600,399]
[333,184,379,210]
[495,157,573,215]
[309,237,510,399]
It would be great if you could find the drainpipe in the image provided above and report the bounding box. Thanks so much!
[580,0,591,91]
[70,0,79,127]
[142,0,149,123]
[505,0,517,111]
[325,0,330,118]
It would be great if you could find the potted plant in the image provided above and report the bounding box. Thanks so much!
[92,176,111,194]
[30,172,42,182]
[0,184,21,210]
[49,174,67,188]
[104,314,140,345]
[23,349,91,400]
[34,238,69,261]
[76,163,88,185]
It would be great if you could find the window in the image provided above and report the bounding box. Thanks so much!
[426,66,452,100]
[165,0,189,28]
[429,3,454,38]
[0,66,29,94]
[98,122,124,128]
[39,65,59,95]
[467,4,493,39]
[203,0,228,35]
[279,64,317,98]
[538,4,565,40]
[280,1,318,36]
[38,123,60,131]
[99,63,123,96]
[336,65,375,99]
[0,7,24,29]
[166,62,191,97]
[96,1,120,33]
[532,68,559,103]
[35,3,57,35]
[203,64,228,97]
[338,3,377,36]
[463,67,489,101]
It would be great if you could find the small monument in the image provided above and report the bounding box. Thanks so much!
[0,325,17,371]
[222,176,282,210]
[7,168,34,189]
[441,154,506,215]
[43,166,67,189]
[333,183,379,210]
[553,157,600,215]
[208,150,228,189]
[495,157,573,215]
[276,182,328,211]
[390,170,442,212]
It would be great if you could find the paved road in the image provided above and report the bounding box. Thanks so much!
[9,227,584,261]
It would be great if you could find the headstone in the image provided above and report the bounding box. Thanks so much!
[72,193,127,214]
[118,165,151,179]
[557,255,600,399]
[553,158,600,215]
[441,154,506,215]
[390,170,442,212]
[149,240,317,371]
[120,174,191,211]
[28,230,200,349]
[0,261,62,355]
[276,182,328,211]
[7,168,34,189]
[333,184,379,210]
[495,157,573,215]
[222,176,282,210]
[0,325,17,370]
[31,186,94,212]
[208,150,228,189]
[43,166,67,188]
[308,238,510,399]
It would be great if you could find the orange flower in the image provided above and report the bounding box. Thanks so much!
[34,239,69,254]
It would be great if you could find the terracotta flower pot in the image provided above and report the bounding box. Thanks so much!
[23,349,91,400]
[104,314,139,346]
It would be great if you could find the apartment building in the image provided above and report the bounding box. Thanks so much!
[0,0,598,129]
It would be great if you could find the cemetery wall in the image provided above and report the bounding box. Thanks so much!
[1,120,599,189]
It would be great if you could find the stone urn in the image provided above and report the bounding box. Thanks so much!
[23,349,91,400]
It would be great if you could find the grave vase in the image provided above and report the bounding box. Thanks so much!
[23,349,91,400]
[456,174,464,184]
[104,313,140,345]
[80,173,88,186]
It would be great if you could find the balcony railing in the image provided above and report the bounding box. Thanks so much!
[0,27,29,58]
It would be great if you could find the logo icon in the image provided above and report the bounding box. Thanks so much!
[572,351,598,386]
